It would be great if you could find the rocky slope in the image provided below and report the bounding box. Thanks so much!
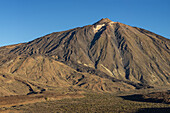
[0,18,169,96]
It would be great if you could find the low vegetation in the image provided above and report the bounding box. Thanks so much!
[0,91,169,113]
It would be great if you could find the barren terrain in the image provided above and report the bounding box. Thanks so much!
[0,18,169,112]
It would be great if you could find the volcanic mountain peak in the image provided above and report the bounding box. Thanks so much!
[93,18,115,32]
[94,18,114,25]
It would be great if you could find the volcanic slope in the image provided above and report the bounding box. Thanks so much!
[0,18,169,96]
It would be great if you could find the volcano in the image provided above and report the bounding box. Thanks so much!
[0,18,169,96]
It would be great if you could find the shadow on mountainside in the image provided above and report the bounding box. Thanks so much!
[120,90,170,104]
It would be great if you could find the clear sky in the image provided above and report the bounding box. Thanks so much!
[0,0,170,47]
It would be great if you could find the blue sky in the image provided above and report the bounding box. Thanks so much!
[0,0,170,47]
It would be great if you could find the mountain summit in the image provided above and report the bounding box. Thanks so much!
[94,18,113,24]
[0,18,169,96]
